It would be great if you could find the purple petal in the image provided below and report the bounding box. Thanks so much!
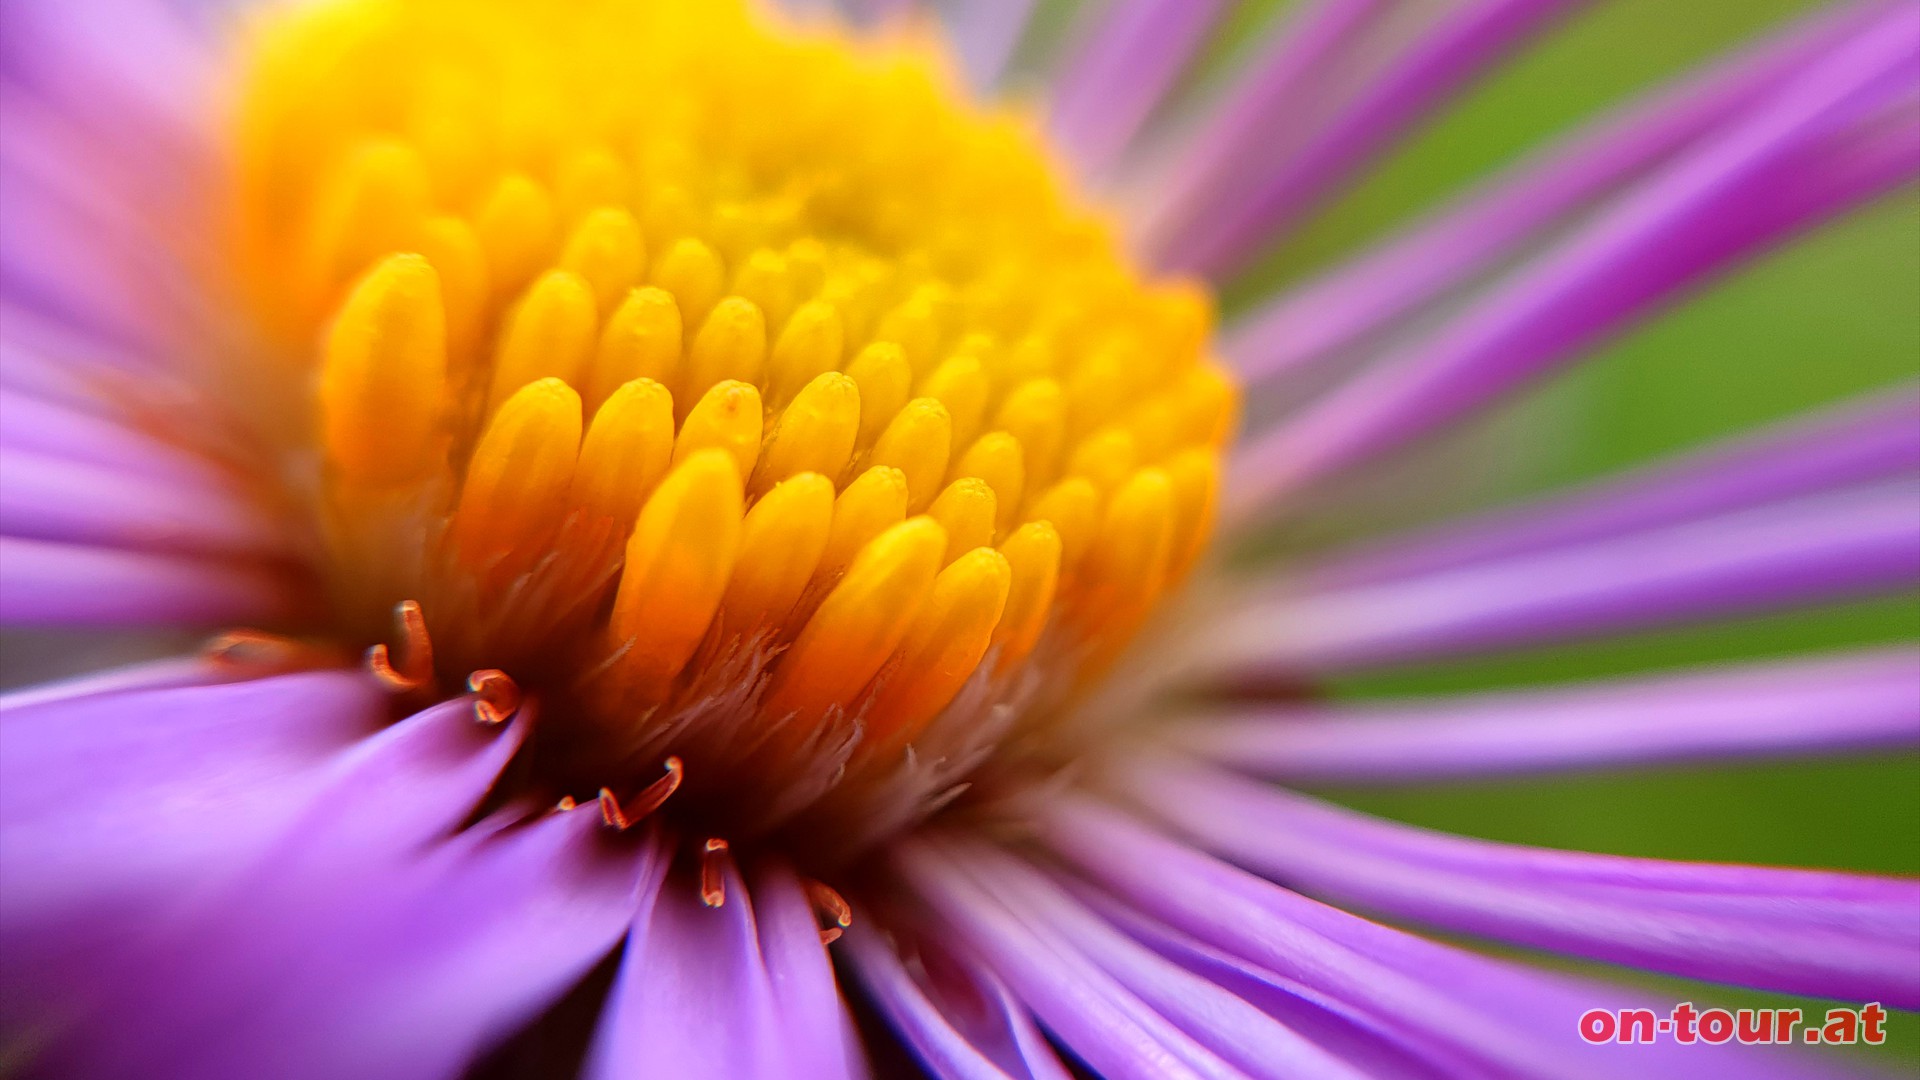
[78,809,663,1080]
[0,670,388,1027]
[1199,483,1920,675]
[0,0,216,175]
[1229,12,1920,510]
[0,449,287,556]
[0,389,210,478]
[891,837,1247,1080]
[0,88,206,347]
[843,917,1074,1080]
[0,654,228,709]
[1294,383,1920,589]
[1173,647,1920,782]
[587,855,863,1080]
[1152,0,1586,275]
[1047,0,1230,178]
[932,0,1037,96]
[1220,2,1896,384]
[1109,754,1920,1006]
[1130,0,1386,252]
[0,536,299,626]
[1036,794,1846,1079]
[1057,882,1455,1080]
[911,835,1374,1080]
[32,695,532,1076]
[750,861,871,1078]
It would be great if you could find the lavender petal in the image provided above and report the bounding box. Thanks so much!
[1154,0,1586,276]
[1220,2,1898,384]
[1037,795,1846,1079]
[1172,647,1920,783]
[1229,13,1920,511]
[1200,483,1920,676]
[1111,754,1920,1006]
[842,917,1073,1080]
[1293,383,1920,590]
[0,536,297,627]
[0,670,387,1029]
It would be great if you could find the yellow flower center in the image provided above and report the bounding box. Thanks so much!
[230,0,1235,850]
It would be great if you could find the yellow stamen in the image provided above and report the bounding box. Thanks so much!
[754,372,860,495]
[556,147,630,225]
[487,269,597,414]
[764,516,946,724]
[571,378,675,527]
[767,300,845,408]
[819,466,910,585]
[675,380,764,481]
[1027,476,1100,575]
[992,378,1066,485]
[993,521,1061,671]
[917,354,990,451]
[474,173,558,299]
[559,207,648,310]
[299,140,430,307]
[449,377,581,561]
[844,342,912,448]
[319,253,447,486]
[719,472,835,635]
[870,397,952,513]
[684,296,768,404]
[952,431,1025,532]
[732,248,796,332]
[652,236,727,331]
[862,546,1011,753]
[1066,426,1137,495]
[1076,467,1175,630]
[587,287,683,413]
[607,449,744,699]
[926,477,997,563]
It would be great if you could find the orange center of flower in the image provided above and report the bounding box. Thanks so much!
[228,0,1235,851]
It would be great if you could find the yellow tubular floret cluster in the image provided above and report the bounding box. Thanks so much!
[236,0,1235,798]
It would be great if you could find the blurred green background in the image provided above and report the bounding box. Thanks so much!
[1027,0,1920,1065]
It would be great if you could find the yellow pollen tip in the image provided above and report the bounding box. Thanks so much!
[319,253,447,486]
[765,516,947,726]
[608,448,745,700]
[451,377,582,562]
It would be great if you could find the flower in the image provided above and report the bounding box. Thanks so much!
[0,0,1915,1076]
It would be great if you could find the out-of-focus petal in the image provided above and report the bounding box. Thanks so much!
[0,670,387,1026]
[1047,0,1230,177]
[1152,0,1585,275]
[1171,647,1920,782]
[1109,753,1920,1006]
[1290,384,1920,589]
[0,536,299,627]
[1221,2,1897,384]
[929,0,1036,95]
[0,450,286,556]
[843,917,1073,1080]
[1199,484,1920,676]
[1035,794,1844,1080]
[1130,0,1384,249]
[1229,12,1920,511]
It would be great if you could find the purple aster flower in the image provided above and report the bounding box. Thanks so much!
[2,0,1917,1077]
